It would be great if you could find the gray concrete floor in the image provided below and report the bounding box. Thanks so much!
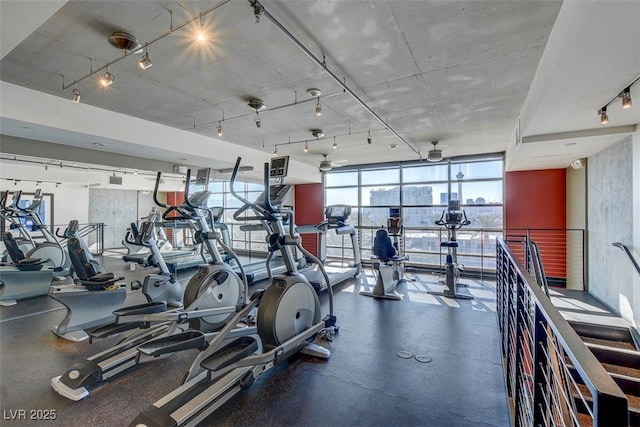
[0,255,509,426]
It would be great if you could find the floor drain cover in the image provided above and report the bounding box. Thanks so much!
[397,350,413,359]
[415,355,432,363]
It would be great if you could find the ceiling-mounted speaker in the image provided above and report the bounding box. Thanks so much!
[570,159,584,169]
[173,165,188,174]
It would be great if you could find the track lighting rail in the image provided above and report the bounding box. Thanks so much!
[62,0,232,91]
[597,74,639,125]
[249,0,422,160]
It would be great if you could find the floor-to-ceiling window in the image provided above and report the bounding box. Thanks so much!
[324,156,504,273]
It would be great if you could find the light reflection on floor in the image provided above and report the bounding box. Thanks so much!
[343,268,499,312]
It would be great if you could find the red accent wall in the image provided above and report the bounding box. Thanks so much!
[294,183,324,257]
[164,191,184,243]
[505,169,566,278]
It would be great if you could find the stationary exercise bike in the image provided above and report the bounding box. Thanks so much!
[428,200,473,300]
[130,156,338,427]
[360,207,407,300]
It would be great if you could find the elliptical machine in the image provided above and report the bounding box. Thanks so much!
[130,156,338,427]
[428,199,473,300]
[51,169,249,401]
[8,189,69,272]
[0,190,35,255]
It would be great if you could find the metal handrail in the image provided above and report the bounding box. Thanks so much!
[528,240,550,297]
[497,237,628,426]
[612,242,640,276]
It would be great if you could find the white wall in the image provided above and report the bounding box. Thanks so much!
[587,136,636,327]
[633,128,640,328]
[566,165,586,290]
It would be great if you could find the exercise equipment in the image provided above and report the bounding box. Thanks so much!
[360,208,407,300]
[15,189,70,273]
[0,231,55,306]
[51,169,249,401]
[50,236,127,341]
[130,156,337,427]
[428,200,473,300]
[0,190,35,255]
[121,207,174,264]
[210,206,289,284]
[297,204,362,293]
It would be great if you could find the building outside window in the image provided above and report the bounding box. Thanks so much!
[324,157,504,274]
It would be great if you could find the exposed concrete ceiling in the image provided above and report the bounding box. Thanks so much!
[0,0,639,185]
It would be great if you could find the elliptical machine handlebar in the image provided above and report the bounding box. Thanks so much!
[153,172,168,209]
[153,170,201,221]
[230,157,277,222]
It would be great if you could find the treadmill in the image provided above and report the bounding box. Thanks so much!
[207,207,287,284]
[297,204,362,292]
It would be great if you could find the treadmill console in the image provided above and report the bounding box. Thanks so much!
[255,184,292,208]
[325,204,351,224]
[188,191,212,208]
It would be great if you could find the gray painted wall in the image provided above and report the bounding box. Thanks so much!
[587,137,634,318]
[89,188,137,249]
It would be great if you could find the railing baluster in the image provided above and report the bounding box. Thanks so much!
[497,237,628,427]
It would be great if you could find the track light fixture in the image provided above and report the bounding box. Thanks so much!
[139,46,152,70]
[217,121,223,137]
[248,99,265,128]
[621,87,632,109]
[599,107,608,125]
[597,77,638,124]
[100,66,115,87]
[307,88,322,117]
[62,2,230,97]
[71,84,80,103]
[273,145,278,156]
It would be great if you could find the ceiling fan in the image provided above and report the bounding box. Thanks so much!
[426,141,443,162]
[319,154,348,172]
